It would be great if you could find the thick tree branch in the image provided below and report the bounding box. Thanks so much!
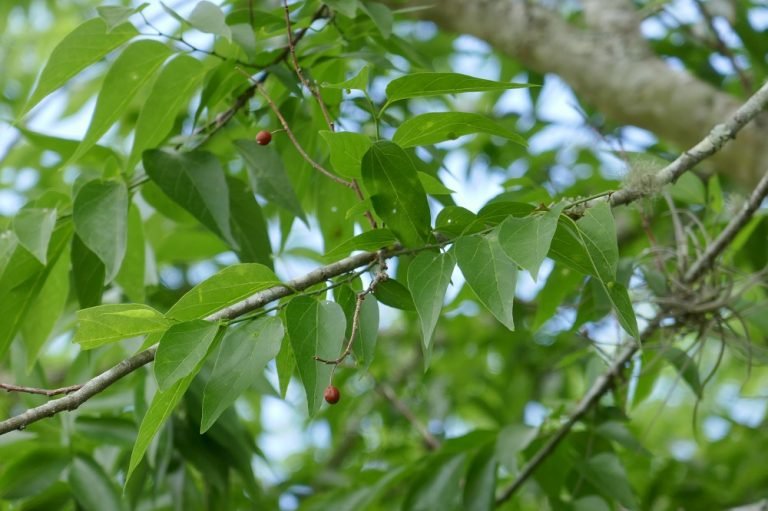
[390,0,768,187]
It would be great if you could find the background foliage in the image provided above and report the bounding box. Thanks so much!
[1,1,768,509]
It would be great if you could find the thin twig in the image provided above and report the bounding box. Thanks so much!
[283,0,335,131]
[0,382,82,397]
[376,383,441,450]
[242,72,353,188]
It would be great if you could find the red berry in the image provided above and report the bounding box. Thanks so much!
[255,130,272,145]
[324,385,340,405]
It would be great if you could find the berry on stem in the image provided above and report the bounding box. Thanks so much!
[324,385,340,405]
[255,130,272,145]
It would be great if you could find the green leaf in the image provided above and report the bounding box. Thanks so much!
[71,233,105,308]
[463,444,497,511]
[285,297,346,415]
[115,205,146,302]
[497,204,563,279]
[361,141,431,247]
[21,250,69,368]
[323,65,370,91]
[319,131,372,178]
[189,0,231,40]
[323,229,397,261]
[166,263,280,321]
[456,233,517,330]
[418,172,454,195]
[235,140,307,224]
[143,149,238,249]
[127,367,199,482]
[324,0,358,17]
[128,54,206,170]
[407,251,455,364]
[97,4,147,30]
[154,320,220,390]
[70,40,171,163]
[393,112,526,148]
[495,424,537,473]
[22,18,138,115]
[372,278,415,310]
[12,208,57,264]
[336,285,379,369]
[661,346,703,398]
[578,453,638,510]
[573,496,611,511]
[227,177,274,268]
[68,456,123,511]
[360,2,393,38]
[73,179,128,283]
[384,72,530,110]
[201,316,284,432]
[605,281,639,338]
[74,303,173,349]
[403,453,466,511]
[0,447,70,499]
[576,202,618,283]
[276,331,296,399]
[548,217,595,276]
[435,206,480,238]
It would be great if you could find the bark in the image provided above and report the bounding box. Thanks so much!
[390,0,768,187]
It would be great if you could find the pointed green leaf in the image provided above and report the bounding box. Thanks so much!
[361,141,431,248]
[393,112,526,148]
[22,18,138,115]
[189,0,231,40]
[384,72,531,110]
[128,54,206,170]
[323,229,397,261]
[576,201,618,283]
[127,367,199,482]
[12,208,57,264]
[154,320,220,390]
[456,233,517,330]
[227,177,273,268]
[70,40,171,163]
[115,205,146,302]
[166,263,280,321]
[71,233,105,308]
[319,130,372,178]
[68,455,123,511]
[372,278,415,311]
[605,281,639,338]
[235,140,307,224]
[201,316,284,432]
[73,179,128,283]
[498,204,563,279]
[323,65,370,91]
[75,303,173,349]
[661,346,703,398]
[285,297,345,415]
[143,149,238,249]
[463,444,497,511]
[407,251,455,363]
[578,453,638,510]
[22,250,69,368]
[360,2,393,38]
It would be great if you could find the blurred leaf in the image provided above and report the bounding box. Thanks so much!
[660,346,703,398]
[578,453,638,510]
[323,65,370,91]
[463,444,496,511]
[68,455,124,511]
[403,453,465,511]
[188,1,231,39]
[0,447,69,499]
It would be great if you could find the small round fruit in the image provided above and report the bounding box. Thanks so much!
[255,130,272,145]
[324,385,340,405]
